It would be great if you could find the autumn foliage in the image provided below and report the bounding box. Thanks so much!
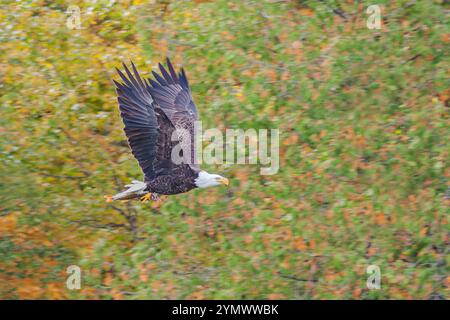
[0,0,448,299]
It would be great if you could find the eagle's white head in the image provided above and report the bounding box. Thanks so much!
[194,171,229,188]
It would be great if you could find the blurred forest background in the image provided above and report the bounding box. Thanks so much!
[0,0,448,299]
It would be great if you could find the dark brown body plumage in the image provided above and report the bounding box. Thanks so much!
[146,166,197,195]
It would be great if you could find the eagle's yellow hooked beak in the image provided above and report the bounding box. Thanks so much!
[219,177,229,186]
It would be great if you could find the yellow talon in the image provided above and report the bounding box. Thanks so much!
[140,193,152,202]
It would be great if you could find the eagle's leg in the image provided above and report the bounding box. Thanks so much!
[140,192,160,202]
[140,193,152,202]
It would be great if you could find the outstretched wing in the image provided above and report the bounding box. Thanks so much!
[114,62,159,180]
[148,58,199,169]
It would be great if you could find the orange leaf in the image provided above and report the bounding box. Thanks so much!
[294,238,307,251]
[268,293,287,299]
[299,8,314,17]
[375,213,387,225]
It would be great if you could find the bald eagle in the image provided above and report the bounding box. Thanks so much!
[108,58,229,202]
